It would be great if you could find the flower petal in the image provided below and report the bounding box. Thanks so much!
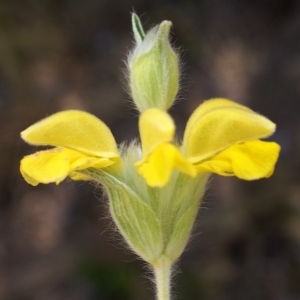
[195,140,280,180]
[69,172,91,181]
[21,110,119,159]
[135,143,197,187]
[20,148,115,186]
[71,156,114,170]
[139,108,175,155]
[184,98,252,139]
[183,98,276,163]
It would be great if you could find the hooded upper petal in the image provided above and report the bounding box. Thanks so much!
[136,108,196,187]
[21,110,119,159]
[183,98,276,164]
[139,108,175,155]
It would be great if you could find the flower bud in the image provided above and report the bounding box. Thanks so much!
[128,14,179,112]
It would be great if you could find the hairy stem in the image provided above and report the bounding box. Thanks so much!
[153,256,173,300]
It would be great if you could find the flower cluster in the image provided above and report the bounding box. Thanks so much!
[20,14,280,300]
[21,99,279,188]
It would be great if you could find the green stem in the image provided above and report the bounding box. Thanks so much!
[153,256,172,300]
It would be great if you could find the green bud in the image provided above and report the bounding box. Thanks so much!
[128,14,180,112]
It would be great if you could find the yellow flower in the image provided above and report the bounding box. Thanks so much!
[20,110,120,186]
[20,99,280,189]
[136,98,280,187]
[19,14,282,299]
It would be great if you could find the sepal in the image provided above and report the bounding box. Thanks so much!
[82,143,209,264]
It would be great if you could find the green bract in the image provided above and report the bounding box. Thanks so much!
[82,143,209,264]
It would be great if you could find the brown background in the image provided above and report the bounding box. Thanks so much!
[0,0,299,299]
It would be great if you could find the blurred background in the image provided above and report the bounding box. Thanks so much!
[0,0,299,299]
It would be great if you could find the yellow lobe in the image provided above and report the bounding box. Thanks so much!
[21,110,119,159]
[195,140,280,180]
[20,147,115,186]
[183,98,276,163]
[69,172,91,181]
[183,98,252,142]
[139,108,175,155]
[135,143,197,187]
